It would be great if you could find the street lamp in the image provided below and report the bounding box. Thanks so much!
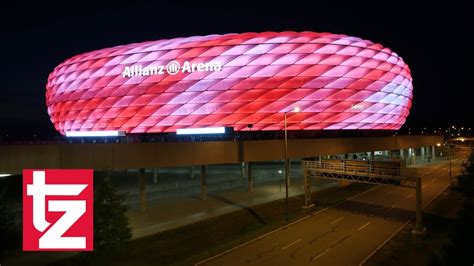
[448,127,452,187]
[284,106,300,221]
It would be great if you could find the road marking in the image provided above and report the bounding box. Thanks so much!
[385,190,393,196]
[431,178,437,183]
[406,193,413,199]
[359,219,410,266]
[194,185,382,266]
[360,159,460,266]
[330,217,344,225]
[422,184,427,189]
[282,239,301,250]
[358,222,371,231]
[368,201,374,205]
[391,205,396,209]
[311,249,330,261]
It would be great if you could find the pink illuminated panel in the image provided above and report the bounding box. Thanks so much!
[46,31,413,135]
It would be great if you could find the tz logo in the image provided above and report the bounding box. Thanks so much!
[23,169,93,251]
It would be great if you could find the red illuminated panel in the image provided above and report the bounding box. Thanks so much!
[46,31,413,134]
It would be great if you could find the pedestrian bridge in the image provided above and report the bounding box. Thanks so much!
[301,158,424,234]
[303,159,417,187]
[0,135,443,174]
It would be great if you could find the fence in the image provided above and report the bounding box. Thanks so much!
[123,168,302,207]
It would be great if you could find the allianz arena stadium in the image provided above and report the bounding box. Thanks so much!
[45,31,413,135]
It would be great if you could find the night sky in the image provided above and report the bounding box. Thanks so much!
[1,0,471,138]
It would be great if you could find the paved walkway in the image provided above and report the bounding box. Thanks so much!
[129,179,336,239]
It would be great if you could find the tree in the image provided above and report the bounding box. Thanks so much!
[430,199,474,266]
[430,151,474,265]
[93,174,132,253]
[0,201,20,258]
[457,152,474,196]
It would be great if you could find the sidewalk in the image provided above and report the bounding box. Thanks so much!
[406,157,445,167]
[129,179,336,239]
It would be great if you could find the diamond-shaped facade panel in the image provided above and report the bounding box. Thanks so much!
[46,31,413,135]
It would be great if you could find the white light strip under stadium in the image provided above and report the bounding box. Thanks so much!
[176,127,226,135]
[65,130,126,137]
[0,174,12,178]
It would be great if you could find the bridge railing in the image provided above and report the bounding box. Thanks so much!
[303,159,416,179]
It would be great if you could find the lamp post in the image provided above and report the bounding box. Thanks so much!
[448,126,452,187]
[284,106,300,221]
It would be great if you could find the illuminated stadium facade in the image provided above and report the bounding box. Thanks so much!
[45,31,413,135]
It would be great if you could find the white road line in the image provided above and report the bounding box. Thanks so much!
[358,222,371,231]
[422,184,427,189]
[311,249,330,261]
[330,217,344,225]
[282,239,301,250]
[385,190,393,196]
[391,205,396,209]
[360,161,460,266]
[359,219,410,266]
[194,185,382,266]
[368,201,374,205]
[406,193,413,199]
[431,178,437,183]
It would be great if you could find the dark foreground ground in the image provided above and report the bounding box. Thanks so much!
[365,188,464,266]
[53,183,372,266]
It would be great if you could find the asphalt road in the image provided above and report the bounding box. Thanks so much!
[197,150,468,266]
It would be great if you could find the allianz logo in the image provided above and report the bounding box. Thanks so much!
[122,60,222,78]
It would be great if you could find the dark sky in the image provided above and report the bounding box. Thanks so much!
[0,0,472,137]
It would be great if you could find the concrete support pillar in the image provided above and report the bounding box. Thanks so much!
[318,156,322,164]
[105,169,112,182]
[138,168,146,212]
[411,148,416,165]
[247,162,253,192]
[302,162,314,208]
[370,151,375,161]
[432,145,436,160]
[287,158,292,186]
[241,162,246,180]
[153,168,158,184]
[412,176,426,235]
[190,166,194,179]
[421,147,425,160]
[200,165,207,200]
[400,149,404,159]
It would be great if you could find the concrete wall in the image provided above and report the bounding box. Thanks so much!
[0,135,443,173]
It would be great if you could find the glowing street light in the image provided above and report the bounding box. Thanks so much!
[284,106,300,221]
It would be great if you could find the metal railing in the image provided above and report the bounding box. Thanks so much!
[302,159,417,187]
[303,159,416,177]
